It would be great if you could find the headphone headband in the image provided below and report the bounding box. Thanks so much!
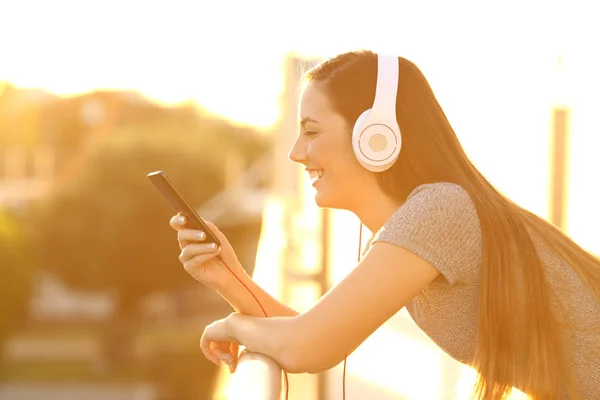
[351,53,402,172]
[372,54,400,120]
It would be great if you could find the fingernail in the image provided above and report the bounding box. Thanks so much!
[195,231,206,240]
[220,354,233,363]
[178,216,186,225]
[208,243,217,250]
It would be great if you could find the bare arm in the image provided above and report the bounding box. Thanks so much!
[171,215,298,318]
[201,241,440,373]
[217,268,299,317]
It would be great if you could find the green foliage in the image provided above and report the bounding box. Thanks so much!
[28,114,268,315]
[0,210,35,345]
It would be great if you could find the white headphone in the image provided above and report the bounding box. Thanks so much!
[351,53,402,172]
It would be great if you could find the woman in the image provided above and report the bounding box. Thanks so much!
[170,50,600,399]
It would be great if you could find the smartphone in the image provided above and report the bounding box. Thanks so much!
[147,170,221,247]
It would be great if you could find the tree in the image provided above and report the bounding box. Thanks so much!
[30,120,266,316]
[28,112,267,378]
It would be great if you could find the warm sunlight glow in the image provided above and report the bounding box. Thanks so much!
[342,321,445,399]
[561,65,600,255]
[213,197,288,399]
[5,1,598,399]
[5,1,595,132]
[250,197,288,299]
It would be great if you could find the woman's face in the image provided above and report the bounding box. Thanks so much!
[288,82,380,210]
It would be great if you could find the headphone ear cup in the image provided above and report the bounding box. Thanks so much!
[352,109,372,169]
[352,108,401,172]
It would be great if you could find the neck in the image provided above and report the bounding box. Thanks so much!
[351,193,403,234]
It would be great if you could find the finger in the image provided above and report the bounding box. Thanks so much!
[179,243,220,264]
[229,342,239,373]
[182,254,221,276]
[203,221,229,244]
[211,342,234,363]
[209,341,229,352]
[200,335,220,366]
[177,229,207,249]
[169,214,187,230]
[212,341,236,373]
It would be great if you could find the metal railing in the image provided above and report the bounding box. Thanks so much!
[228,351,282,400]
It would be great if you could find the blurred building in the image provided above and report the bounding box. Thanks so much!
[0,88,155,209]
[0,89,158,323]
[0,85,56,209]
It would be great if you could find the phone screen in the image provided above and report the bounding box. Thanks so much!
[147,170,221,247]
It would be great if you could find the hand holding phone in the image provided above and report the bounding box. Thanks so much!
[148,171,273,380]
[147,170,221,248]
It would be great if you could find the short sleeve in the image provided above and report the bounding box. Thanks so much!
[371,182,482,285]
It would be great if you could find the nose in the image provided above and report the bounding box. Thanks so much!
[288,136,307,165]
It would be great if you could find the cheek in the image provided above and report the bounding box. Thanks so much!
[308,134,367,185]
[338,149,367,179]
[306,139,335,170]
[328,153,371,196]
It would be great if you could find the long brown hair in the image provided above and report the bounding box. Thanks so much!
[304,50,600,399]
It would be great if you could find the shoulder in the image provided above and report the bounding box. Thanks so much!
[407,182,475,210]
[381,182,478,233]
[373,182,482,284]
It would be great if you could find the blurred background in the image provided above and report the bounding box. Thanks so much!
[0,1,598,399]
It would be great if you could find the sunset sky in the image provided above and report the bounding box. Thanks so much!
[1,0,597,129]
[1,0,598,244]
[3,0,598,248]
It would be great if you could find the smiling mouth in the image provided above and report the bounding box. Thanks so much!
[307,169,324,183]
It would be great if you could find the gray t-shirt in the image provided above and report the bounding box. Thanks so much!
[370,182,600,398]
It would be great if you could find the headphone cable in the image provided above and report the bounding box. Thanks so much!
[214,220,363,400]
[216,254,290,400]
[342,221,363,400]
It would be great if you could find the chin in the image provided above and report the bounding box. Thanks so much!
[314,191,330,208]
[314,191,345,210]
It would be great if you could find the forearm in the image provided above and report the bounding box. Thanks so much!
[228,313,300,372]
[217,270,298,318]
[227,312,336,374]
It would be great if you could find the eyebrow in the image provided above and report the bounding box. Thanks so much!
[299,117,320,128]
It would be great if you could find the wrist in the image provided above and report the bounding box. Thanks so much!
[216,266,251,301]
[226,312,244,343]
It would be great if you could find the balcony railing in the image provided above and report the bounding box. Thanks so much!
[228,351,282,400]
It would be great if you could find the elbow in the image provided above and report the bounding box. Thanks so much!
[272,315,342,374]
[277,348,316,374]
[276,339,340,374]
[274,339,305,373]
